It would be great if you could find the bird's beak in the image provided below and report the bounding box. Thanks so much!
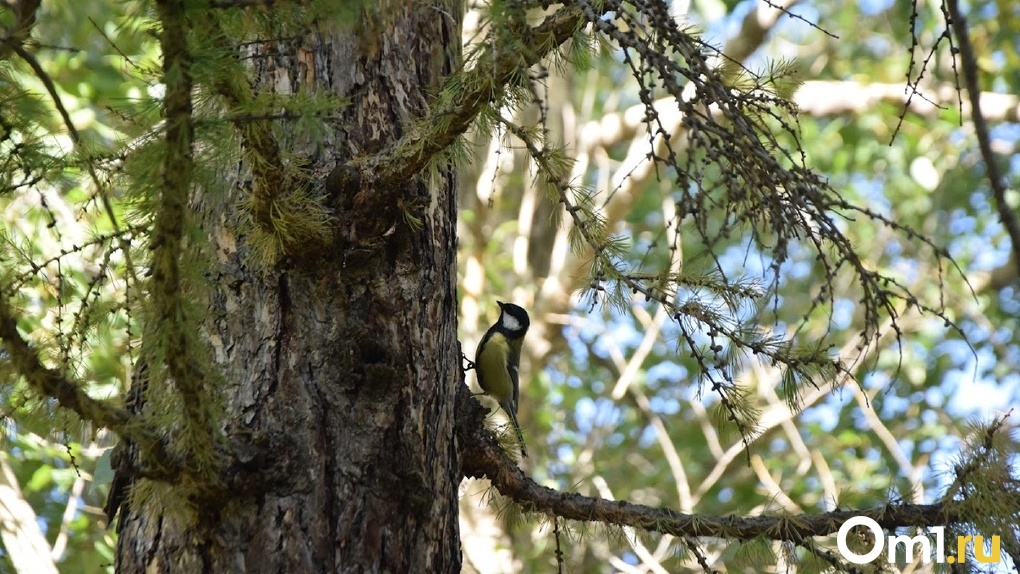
[497,301,505,309]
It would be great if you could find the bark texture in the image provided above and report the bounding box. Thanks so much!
[115,1,463,572]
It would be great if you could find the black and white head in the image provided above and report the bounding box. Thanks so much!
[497,301,530,337]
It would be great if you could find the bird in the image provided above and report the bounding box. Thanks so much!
[474,301,530,458]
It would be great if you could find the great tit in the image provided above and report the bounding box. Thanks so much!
[475,301,530,458]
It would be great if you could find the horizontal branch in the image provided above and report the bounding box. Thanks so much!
[796,80,1020,121]
[457,379,965,542]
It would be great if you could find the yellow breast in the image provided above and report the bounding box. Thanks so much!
[476,332,513,404]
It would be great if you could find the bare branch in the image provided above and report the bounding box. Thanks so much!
[945,0,1020,279]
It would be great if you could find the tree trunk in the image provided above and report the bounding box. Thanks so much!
[115,2,463,571]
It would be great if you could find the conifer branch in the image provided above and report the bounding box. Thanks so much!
[204,20,296,245]
[459,378,1014,547]
[195,19,335,262]
[460,372,1016,558]
[327,4,585,196]
[0,294,177,476]
[7,8,139,284]
[460,363,1018,562]
[210,58,287,233]
[153,0,216,452]
[499,115,796,444]
[0,0,40,60]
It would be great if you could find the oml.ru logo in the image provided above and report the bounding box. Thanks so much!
[837,516,1001,565]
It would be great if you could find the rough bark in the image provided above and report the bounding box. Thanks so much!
[114,1,463,572]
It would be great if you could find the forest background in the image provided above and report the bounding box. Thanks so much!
[0,0,1018,572]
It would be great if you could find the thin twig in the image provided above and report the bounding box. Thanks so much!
[0,295,175,473]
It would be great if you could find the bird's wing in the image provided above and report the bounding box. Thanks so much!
[507,340,521,411]
[474,328,495,367]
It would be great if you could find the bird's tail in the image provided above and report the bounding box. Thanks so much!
[505,406,528,459]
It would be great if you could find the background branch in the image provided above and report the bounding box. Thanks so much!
[946,0,1020,278]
